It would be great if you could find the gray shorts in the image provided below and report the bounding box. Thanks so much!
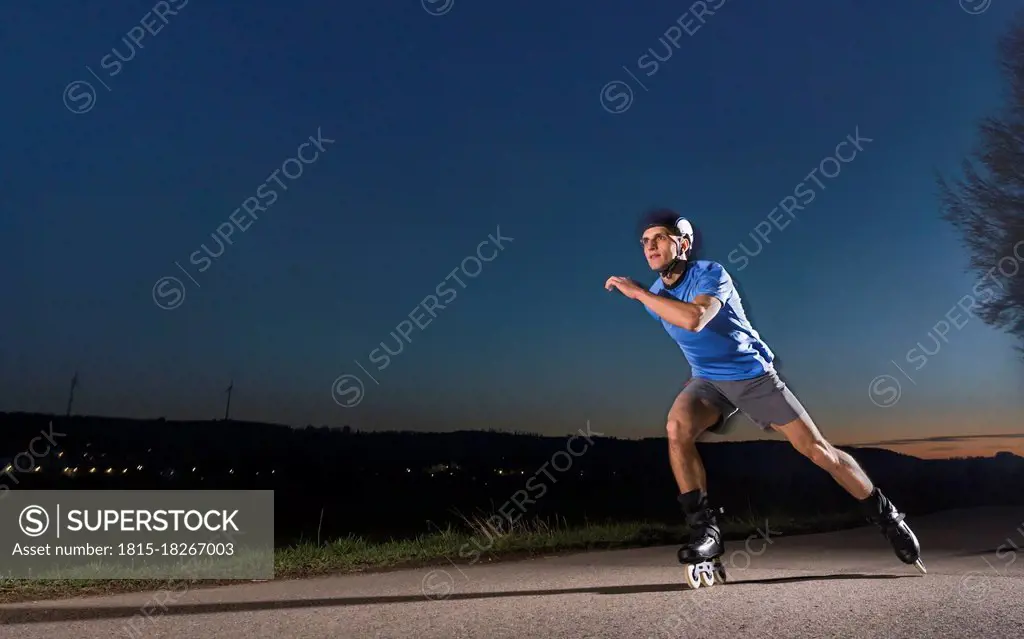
[682,369,807,432]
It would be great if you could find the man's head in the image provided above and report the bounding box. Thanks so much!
[638,208,693,272]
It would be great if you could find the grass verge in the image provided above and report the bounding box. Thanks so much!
[0,509,869,604]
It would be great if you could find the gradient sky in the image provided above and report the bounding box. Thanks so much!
[3,0,1022,457]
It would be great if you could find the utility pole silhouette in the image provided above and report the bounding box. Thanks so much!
[224,379,233,421]
[65,371,79,417]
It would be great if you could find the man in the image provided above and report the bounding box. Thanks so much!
[604,208,925,581]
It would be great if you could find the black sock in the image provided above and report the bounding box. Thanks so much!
[859,487,891,520]
[859,486,880,504]
[677,489,705,513]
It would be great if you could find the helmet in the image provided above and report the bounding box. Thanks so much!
[637,208,695,257]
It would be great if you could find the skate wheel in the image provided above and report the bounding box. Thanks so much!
[683,563,702,589]
[700,569,715,587]
[714,561,728,583]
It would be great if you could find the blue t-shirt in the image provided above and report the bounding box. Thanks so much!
[645,260,774,381]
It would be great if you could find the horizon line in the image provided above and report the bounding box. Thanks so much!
[3,410,1022,456]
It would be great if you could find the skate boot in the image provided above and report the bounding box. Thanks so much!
[676,490,727,589]
[860,487,926,574]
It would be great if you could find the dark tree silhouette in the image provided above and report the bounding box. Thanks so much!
[937,12,1024,354]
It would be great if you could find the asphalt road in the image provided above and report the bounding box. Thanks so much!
[1,506,1021,638]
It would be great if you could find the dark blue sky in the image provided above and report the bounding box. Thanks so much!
[3,0,1021,456]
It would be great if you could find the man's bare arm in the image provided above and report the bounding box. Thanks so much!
[637,291,723,332]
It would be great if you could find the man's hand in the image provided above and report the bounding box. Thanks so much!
[604,276,646,300]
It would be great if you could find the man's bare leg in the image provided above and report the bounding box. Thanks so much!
[771,414,872,499]
[665,391,722,494]
[666,389,727,574]
[772,412,925,571]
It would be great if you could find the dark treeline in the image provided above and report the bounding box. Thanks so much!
[1,412,1021,545]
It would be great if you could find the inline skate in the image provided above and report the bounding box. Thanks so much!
[861,487,926,574]
[676,489,727,589]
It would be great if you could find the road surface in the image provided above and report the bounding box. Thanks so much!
[1,506,1021,638]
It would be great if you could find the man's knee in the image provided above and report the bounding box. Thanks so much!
[666,415,701,443]
[667,391,720,443]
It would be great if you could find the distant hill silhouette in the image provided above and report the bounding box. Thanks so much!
[0,412,1021,544]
